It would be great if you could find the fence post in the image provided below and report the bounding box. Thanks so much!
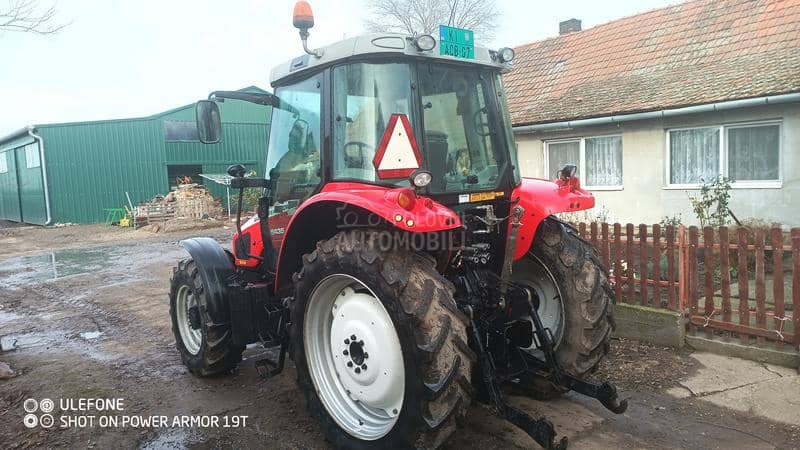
[639,224,649,306]
[666,225,676,310]
[601,223,610,270]
[772,227,785,348]
[792,228,800,350]
[613,223,623,302]
[626,223,635,304]
[755,230,766,346]
[678,225,688,312]
[719,226,732,341]
[689,227,699,333]
[703,227,715,338]
[653,224,662,307]
[738,227,750,345]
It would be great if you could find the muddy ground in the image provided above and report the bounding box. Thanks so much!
[0,224,798,449]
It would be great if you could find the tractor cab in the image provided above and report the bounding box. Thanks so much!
[266,30,521,202]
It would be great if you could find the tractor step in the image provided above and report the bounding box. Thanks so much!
[254,343,287,379]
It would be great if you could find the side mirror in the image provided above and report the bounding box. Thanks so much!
[196,100,222,144]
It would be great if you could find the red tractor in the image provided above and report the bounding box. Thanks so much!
[170,2,625,448]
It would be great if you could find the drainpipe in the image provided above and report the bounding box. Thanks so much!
[513,92,800,134]
[27,126,53,225]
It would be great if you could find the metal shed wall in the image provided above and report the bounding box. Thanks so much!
[29,89,271,224]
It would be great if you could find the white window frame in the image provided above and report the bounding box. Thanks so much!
[24,143,41,169]
[543,134,624,191]
[665,120,782,189]
[0,151,7,173]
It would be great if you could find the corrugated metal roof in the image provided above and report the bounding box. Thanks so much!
[0,86,269,142]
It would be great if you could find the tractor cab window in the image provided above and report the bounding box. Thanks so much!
[332,62,415,184]
[418,64,506,193]
[267,73,322,204]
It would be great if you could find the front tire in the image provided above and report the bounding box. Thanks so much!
[515,217,615,398]
[291,231,474,449]
[169,258,244,376]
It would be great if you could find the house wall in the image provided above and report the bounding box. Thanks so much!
[514,102,800,226]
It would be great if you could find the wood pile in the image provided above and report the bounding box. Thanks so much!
[135,184,222,231]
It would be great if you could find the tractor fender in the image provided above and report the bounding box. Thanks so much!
[178,237,235,324]
[274,182,461,291]
[510,177,595,261]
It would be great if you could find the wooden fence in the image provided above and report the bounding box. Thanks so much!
[577,223,800,350]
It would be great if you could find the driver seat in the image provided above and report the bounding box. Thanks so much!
[425,131,449,191]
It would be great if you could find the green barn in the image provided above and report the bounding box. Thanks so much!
[0,86,272,225]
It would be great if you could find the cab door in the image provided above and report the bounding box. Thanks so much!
[265,72,323,250]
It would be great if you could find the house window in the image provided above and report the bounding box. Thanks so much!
[0,152,7,173]
[667,122,780,187]
[25,143,40,168]
[164,121,200,142]
[545,135,623,189]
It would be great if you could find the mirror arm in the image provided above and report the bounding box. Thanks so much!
[208,91,300,116]
[208,91,280,108]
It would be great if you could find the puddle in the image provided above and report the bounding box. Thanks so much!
[0,242,186,289]
[0,331,65,351]
[0,247,136,287]
[140,427,202,450]
[0,311,22,324]
[0,247,119,288]
[80,331,103,340]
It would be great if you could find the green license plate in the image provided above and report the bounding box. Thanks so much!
[439,25,474,59]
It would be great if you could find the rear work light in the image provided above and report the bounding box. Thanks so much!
[414,34,436,51]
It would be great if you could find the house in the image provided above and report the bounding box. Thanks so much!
[504,0,800,225]
[0,87,272,225]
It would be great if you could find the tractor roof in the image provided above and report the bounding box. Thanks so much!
[270,33,512,86]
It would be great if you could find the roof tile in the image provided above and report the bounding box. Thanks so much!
[504,0,800,126]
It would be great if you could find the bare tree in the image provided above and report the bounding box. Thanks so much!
[1,0,68,35]
[364,0,499,42]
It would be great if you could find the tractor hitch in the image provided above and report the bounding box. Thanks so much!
[525,299,628,415]
[469,320,568,450]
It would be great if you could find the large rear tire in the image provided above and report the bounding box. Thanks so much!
[515,216,615,398]
[291,230,474,449]
[169,258,244,376]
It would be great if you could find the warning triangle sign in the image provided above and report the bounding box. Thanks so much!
[372,113,422,179]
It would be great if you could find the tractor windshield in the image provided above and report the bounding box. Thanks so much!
[331,61,514,194]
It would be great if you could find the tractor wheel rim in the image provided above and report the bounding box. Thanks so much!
[304,274,405,441]
[176,285,202,355]
[516,254,565,350]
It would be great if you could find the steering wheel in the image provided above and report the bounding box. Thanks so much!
[289,183,318,197]
[472,107,492,137]
[343,141,374,168]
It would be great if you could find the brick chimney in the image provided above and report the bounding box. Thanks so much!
[559,18,582,35]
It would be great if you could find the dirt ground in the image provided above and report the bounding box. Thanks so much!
[1,224,798,449]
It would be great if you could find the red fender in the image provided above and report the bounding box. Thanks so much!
[274,182,461,290]
[510,177,595,261]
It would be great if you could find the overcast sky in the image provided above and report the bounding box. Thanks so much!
[0,0,679,135]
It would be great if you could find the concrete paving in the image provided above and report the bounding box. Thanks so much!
[667,352,800,425]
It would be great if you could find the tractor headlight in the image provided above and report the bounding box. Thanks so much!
[414,34,436,51]
[410,170,432,188]
[498,47,515,63]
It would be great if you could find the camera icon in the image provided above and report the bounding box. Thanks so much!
[23,414,38,428]
[40,414,55,429]
[39,398,55,413]
[23,398,38,413]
